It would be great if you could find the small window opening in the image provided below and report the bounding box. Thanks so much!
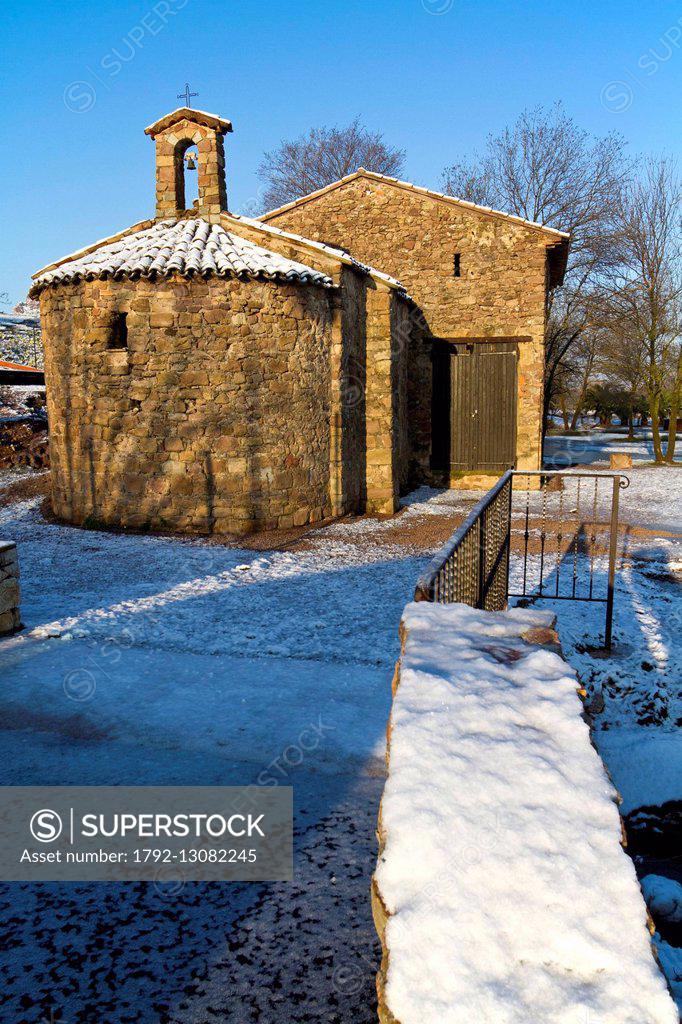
[453,253,461,278]
[108,313,128,350]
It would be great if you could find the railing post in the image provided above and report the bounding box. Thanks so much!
[503,476,512,609]
[604,474,621,650]
[477,515,485,609]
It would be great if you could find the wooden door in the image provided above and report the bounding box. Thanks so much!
[450,341,518,472]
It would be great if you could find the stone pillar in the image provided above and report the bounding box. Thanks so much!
[515,334,544,474]
[197,132,227,216]
[328,289,345,517]
[0,541,21,635]
[365,286,398,514]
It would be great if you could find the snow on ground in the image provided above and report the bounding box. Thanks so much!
[0,490,428,1024]
[0,435,679,1020]
[641,876,682,924]
[539,543,682,1014]
[0,497,423,665]
[544,427,673,467]
[512,464,682,532]
[519,539,681,812]
[376,601,677,1024]
[658,942,682,1010]
[543,429,682,527]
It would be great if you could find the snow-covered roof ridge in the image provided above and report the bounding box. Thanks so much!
[374,601,678,1024]
[144,107,233,137]
[261,168,570,240]
[227,212,412,299]
[30,219,333,294]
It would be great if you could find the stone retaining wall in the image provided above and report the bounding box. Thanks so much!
[0,541,21,635]
[372,601,677,1024]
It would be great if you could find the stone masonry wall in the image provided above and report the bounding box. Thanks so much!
[0,541,21,635]
[390,295,414,497]
[223,214,404,513]
[40,276,335,535]
[264,176,551,475]
[337,265,367,513]
[365,286,398,514]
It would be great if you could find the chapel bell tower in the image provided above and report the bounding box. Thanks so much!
[144,107,233,218]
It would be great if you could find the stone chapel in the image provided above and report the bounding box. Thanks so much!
[31,107,568,535]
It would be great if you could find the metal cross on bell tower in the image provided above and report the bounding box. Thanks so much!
[177,83,198,108]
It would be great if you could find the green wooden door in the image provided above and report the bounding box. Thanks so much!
[450,341,518,472]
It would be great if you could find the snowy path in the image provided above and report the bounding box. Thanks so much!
[0,497,428,1024]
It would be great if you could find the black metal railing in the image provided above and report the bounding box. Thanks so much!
[414,470,512,610]
[414,470,629,649]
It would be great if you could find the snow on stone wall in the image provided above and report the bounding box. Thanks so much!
[372,601,677,1024]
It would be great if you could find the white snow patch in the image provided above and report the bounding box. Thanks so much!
[641,876,682,924]
[376,601,677,1024]
[657,940,682,1008]
[595,731,682,814]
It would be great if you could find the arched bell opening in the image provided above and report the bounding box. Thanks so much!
[173,139,200,211]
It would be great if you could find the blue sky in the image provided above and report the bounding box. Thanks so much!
[3,0,681,304]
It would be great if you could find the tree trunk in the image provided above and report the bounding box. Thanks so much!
[627,410,635,441]
[559,395,570,430]
[664,348,681,463]
[542,373,555,439]
[650,394,664,463]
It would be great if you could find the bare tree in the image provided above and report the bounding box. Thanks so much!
[441,104,629,429]
[605,157,682,463]
[257,119,406,211]
[567,329,601,430]
[666,344,682,461]
[599,326,646,439]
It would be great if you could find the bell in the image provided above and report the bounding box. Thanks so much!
[184,151,197,171]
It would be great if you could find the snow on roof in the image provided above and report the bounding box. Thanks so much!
[144,107,233,137]
[262,168,570,240]
[229,213,412,299]
[375,601,677,1024]
[30,219,333,294]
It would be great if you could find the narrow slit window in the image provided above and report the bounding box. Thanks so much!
[108,313,128,350]
[453,253,461,278]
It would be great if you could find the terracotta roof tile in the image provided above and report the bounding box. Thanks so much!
[31,219,333,294]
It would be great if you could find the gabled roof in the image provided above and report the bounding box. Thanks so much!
[261,168,570,241]
[30,219,332,295]
[224,212,412,299]
[144,108,233,138]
